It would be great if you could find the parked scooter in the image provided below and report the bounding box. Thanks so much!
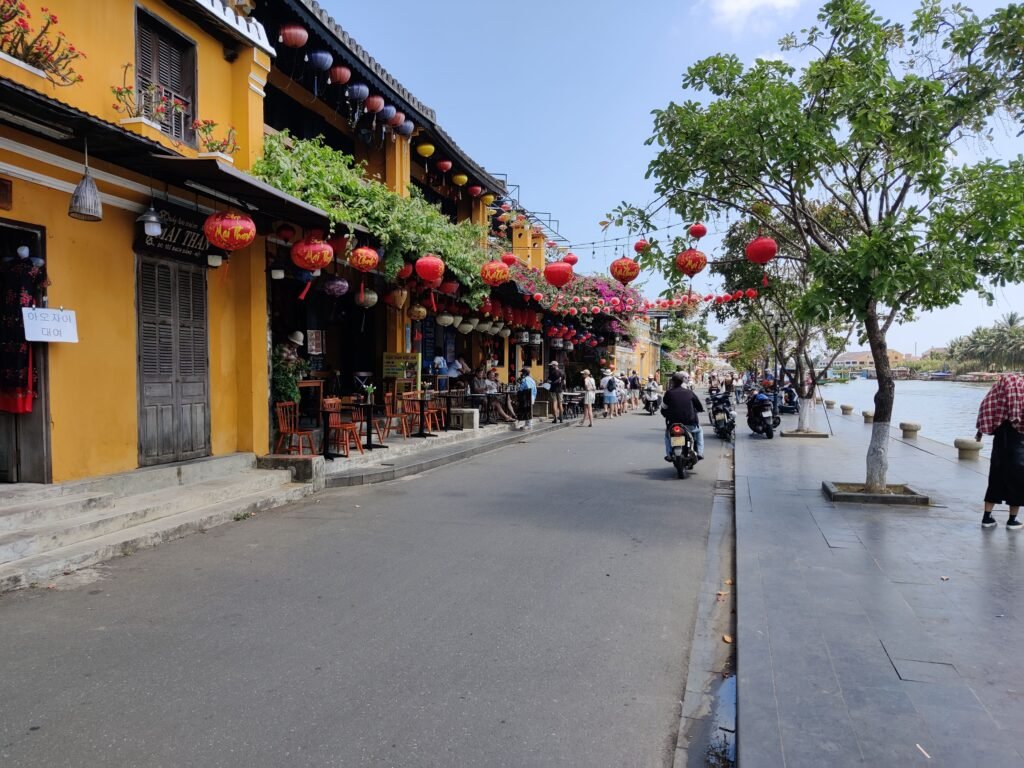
[705,390,736,440]
[746,391,782,439]
[778,384,800,415]
[667,422,699,479]
[642,384,662,415]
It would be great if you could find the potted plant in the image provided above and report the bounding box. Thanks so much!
[272,346,310,404]
[0,3,85,85]
[193,119,240,162]
[111,64,187,139]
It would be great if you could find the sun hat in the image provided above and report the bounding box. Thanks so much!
[287,331,304,346]
[549,360,559,366]
[581,369,590,376]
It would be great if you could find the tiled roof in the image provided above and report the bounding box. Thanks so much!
[290,0,505,195]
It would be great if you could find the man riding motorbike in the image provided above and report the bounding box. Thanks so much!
[642,375,663,414]
[661,371,705,461]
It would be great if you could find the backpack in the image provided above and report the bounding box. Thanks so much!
[605,377,617,393]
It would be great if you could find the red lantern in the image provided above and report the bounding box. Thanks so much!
[439,279,459,295]
[203,211,256,252]
[291,236,334,271]
[745,235,778,265]
[532,292,543,302]
[415,254,445,282]
[722,294,732,303]
[563,252,578,266]
[349,246,380,273]
[436,160,453,173]
[500,252,517,266]
[480,260,510,287]
[544,261,573,288]
[674,248,707,277]
[688,222,707,239]
[609,256,641,286]
[732,290,743,300]
[634,239,649,254]
[278,23,309,48]
[467,185,483,197]
[397,262,413,280]
[364,95,385,113]
[746,288,758,299]
[328,65,351,85]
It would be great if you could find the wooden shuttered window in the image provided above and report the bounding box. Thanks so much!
[135,12,196,143]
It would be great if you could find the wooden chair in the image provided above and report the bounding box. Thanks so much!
[275,401,316,455]
[401,391,440,432]
[382,392,413,439]
[321,399,363,457]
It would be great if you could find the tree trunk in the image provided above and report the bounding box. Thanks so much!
[864,311,895,492]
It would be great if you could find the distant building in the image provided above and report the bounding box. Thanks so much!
[833,350,907,370]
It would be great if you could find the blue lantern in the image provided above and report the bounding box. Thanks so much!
[347,83,369,101]
[306,50,333,71]
[395,119,415,137]
[379,105,396,123]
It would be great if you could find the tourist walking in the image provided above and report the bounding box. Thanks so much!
[546,361,565,423]
[616,373,628,415]
[629,370,642,408]
[975,373,1024,530]
[515,366,537,431]
[600,368,617,418]
[580,368,596,427]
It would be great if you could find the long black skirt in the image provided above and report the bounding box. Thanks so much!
[985,422,1024,506]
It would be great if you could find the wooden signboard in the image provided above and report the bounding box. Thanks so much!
[383,352,421,387]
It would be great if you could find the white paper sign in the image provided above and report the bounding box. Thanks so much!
[21,308,79,343]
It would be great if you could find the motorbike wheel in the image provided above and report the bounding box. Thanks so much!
[765,425,774,439]
[674,456,686,479]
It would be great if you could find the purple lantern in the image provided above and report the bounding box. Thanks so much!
[347,83,369,101]
[306,50,333,71]
[379,104,397,122]
[395,119,415,137]
[321,276,350,297]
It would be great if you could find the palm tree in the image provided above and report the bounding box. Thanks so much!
[998,312,1022,329]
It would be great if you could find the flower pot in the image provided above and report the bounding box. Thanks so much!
[198,151,235,164]
[119,116,164,132]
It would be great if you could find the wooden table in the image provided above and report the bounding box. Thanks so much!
[408,396,437,438]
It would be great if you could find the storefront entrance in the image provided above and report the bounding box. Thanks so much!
[136,256,210,466]
[0,219,50,483]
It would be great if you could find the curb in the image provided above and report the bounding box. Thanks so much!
[325,419,579,488]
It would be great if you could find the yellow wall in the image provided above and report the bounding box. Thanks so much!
[0,0,257,161]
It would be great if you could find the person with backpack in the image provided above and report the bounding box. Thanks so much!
[628,370,642,408]
[600,368,618,418]
[545,361,565,423]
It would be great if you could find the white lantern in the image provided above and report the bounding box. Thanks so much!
[499,328,511,338]
[476,321,492,333]
[467,317,480,329]
[436,312,454,327]
[457,322,473,334]
[492,321,504,331]
[451,314,463,326]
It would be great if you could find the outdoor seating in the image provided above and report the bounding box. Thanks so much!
[382,392,412,440]
[274,401,316,455]
[322,399,363,458]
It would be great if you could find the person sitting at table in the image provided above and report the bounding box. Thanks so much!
[470,367,488,395]
[485,369,516,422]
[448,356,470,383]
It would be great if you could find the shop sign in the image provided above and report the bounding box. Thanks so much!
[133,200,217,265]
[22,307,78,343]
[383,352,421,384]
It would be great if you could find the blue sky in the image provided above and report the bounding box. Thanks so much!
[320,0,1024,354]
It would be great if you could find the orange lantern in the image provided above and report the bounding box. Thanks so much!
[674,248,707,277]
[609,256,641,286]
[290,236,334,271]
[349,246,380,273]
[415,253,445,282]
[203,211,256,252]
[480,259,510,287]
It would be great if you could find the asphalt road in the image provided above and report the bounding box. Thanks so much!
[0,409,721,768]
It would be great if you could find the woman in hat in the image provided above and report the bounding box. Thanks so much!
[975,373,1024,530]
[599,368,617,418]
[580,369,596,427]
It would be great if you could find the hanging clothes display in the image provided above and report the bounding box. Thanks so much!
[0,255,47,414]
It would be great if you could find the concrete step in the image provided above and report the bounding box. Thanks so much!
[0,483,65,507]
[0,470,291,566]
[0,480,311,593]
[63,452,259,500]
[0,491,114,532]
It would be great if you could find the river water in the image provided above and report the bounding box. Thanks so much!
[818,377,993,457]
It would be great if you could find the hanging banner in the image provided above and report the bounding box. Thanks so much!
[22,307,78,343]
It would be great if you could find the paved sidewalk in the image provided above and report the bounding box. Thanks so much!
[736,408,1023,767]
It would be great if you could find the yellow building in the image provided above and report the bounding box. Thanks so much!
[0,0,523,485]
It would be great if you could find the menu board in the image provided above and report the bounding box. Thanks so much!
[383,352,421,386]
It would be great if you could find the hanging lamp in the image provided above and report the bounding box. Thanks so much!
[68,137,102,222]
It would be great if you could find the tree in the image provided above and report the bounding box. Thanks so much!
[658,318,713,376]
[614,0,1024,490]
[719,319,773,375]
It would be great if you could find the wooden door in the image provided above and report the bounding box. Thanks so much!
[137,257,209,466]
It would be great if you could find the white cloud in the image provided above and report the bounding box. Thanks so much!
[707,0,802,25]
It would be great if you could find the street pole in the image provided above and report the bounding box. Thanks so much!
[773,322,780,413]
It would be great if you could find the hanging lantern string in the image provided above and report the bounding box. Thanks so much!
[560,218,737,251]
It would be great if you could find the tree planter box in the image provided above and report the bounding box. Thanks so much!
[822,480,929,506]
[198,151,235,164]
[0,50,48,80]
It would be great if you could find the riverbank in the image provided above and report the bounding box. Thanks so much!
[735,408,1022,767]
[819,378,991,456]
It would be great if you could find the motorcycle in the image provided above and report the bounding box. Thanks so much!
[642,384,662,415]
[705,390,736,440]
[667,422,699,479]
[778,384,800,415]
[746,393,781,439]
